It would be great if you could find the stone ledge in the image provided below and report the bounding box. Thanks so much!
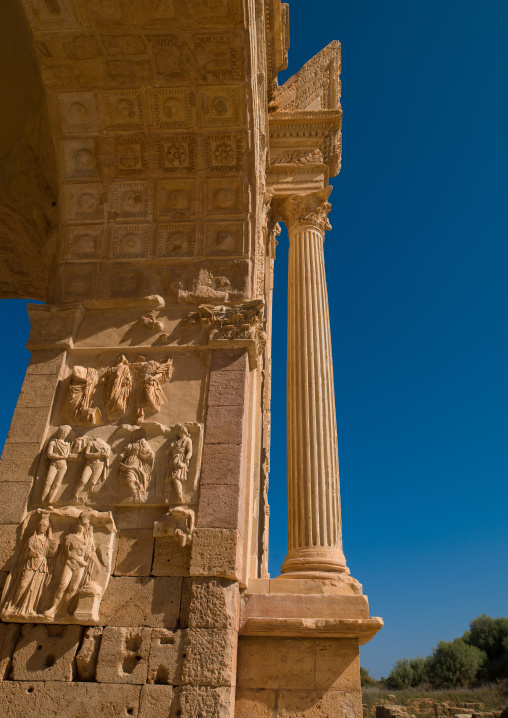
[239,616,383,644]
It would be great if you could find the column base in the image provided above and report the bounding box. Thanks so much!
[280,546,349,578]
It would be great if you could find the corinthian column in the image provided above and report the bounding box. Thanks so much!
[280,186,348,577]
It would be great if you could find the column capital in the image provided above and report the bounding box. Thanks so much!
[280,186,333,233]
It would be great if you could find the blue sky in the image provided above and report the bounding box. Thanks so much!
[0,0,507,679]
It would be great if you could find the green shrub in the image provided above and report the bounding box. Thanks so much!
[463,614,508,681]
[361,666,378,687]
[426,638,486,687]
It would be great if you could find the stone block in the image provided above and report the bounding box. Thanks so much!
[0,524,18,570]
[197,484,242,531]
[174,685,235,718]
[181,629,237,687]
[277,689,362,717]
[0,482,32,524]
[114,529,154,576]
[314,639,360,691]
[76,626,103,681]
[26,350,66,377]
[16,374,58,409]
[147,629,183,685]
[0,442,41,482]
[0,681,45,717]
[181,578,239,629]
[152,536,191,577]
[12,623,82,682]
[100,577,182,628]
[210,350,248,373]
[6,407,49,444]
[190,529,241,581]
[0,622,22,679]
[38,681,141,717]
[96,627,151,684]
[200,443,244,485]
[236,637,314,690]
[235,689,277,717]
[208,370,247,407]
[240,593,370,622]
[204,406,245,444]
[139,684,174,718]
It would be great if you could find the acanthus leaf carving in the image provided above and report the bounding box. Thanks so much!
[270,148,323,166]
[280,187,333,234]
[184,299,266,357]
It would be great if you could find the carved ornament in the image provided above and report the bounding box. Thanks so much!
[280,187,333,234]
[184,299,266,357]
[0,506,116,625]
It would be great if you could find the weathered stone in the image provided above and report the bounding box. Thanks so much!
[204,406,245,445]
[12,624,82,682]
[181,629,237,687]
[190,529,241,581]
[208,370,247,407]
[174,685,235,718]
[278,689,362,718]
[235,689,277,718]
[96,627,151,684]
[152,536,191,577]
[147,629,183,685]
[16,373,58,408]
[237,637,314,690]
[26,350,66,377]
[76,627,103,681]
[197,484,242,531]
[114,529,154,577]
[100,577,182,628]
[6,408,49,444]
[210,350,249,373]
[0,681,45,717]
[0,442,41,483]
[0,523,18,570]
[38,681,141,717]
[139,684,174,718]
[0,622,22,679]
[0,482,32,524]
[200,443,244,486]
[182,578,239,630]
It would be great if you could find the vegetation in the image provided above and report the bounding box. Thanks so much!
[379,615,508,690]
[362,682,508,718]
[361,666,379,687]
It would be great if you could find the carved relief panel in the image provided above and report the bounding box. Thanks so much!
[1,506,116,625]
[33,421,203,510]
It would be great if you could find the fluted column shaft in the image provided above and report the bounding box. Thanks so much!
[280,187,348,577]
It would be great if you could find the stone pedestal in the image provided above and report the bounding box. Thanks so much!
[280,188,348,578]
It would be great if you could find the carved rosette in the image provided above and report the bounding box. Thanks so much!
[280,187,333,234]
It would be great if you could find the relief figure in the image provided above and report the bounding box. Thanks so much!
[72,437,111,502]
[153,506,195,547]
[164,425,193,502]
[44,511,97,620]
[131,357,173,421]
[2,512,59,618]
[63,366,102,426]
[41,425,78,503]
[102,355,132,420]
[119,438,155,503]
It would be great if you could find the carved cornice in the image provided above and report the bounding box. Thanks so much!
[279,187,333,233]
